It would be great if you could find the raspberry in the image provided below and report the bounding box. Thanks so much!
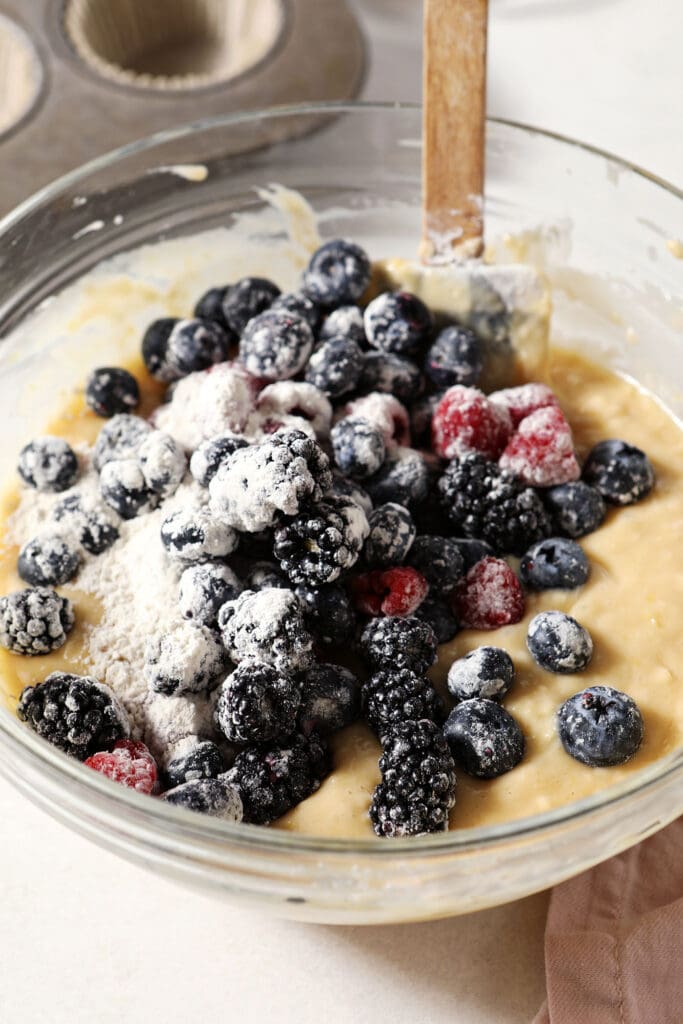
[453,557,525,630]
[432,386,512,460]
[351,566,429,617]
[489,383,559,427]
[85,740,158,794]
[499,405,580,487]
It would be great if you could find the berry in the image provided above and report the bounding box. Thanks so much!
[364,291,432,356]
[17,672,129,760]
[18,436,78,493]
[344,392,411,448]
[454,557,525,630]
[527,610,593,673]
[370,719,457,838]
[273,495,369,586]
[239,309,314,381]
[489,383,559,427]
[255,381,333,440]
[141,318,180,381]
[520,537,589,590]
[294,583,356,645]
[413,595,459,644]
[162,778,243,821]
[319,305,366,345]
[365,448,430,508]
[444,699,524,778]
[437,453,551,555]
[51,492,119,555]
[270,291,322,332]
[18,534,80,587]
[363,503,416,567]
[305,336,364,398]
[245,561,288,591]
[543,481,606,539]
[215,660,301,744]
[0,587,74,656]
[447,646,515,702]
[432,386,512,460]
[93,414,152,472]
[359,615,438,674]
[362,669,443,738]
[165,318,231,377]
[221,276,280,335]
[297,663,359,736]
[359,351,422,403]
[178,562,242,627]
[582,439,654,505]
[406,536,464,595]
[224,732,329,824]
[138,431,186,499]
[424,325,483,388]
[160,506,238,563]
[189,434,249,487]
[194,285,231,330]
[219,588,315,673]
[499,405,580,487]
[557,686,644,767]
[302,239,371,308]
[331,417,386,480]
[352,566,429,617]
[99,459,158,520]
[165,741,225,787]
[453,537,495,571]
[328,472,373,515]
[85,367,140,418]
[209,429,332,533]
[84,739,157,794]
[144,623,227,696]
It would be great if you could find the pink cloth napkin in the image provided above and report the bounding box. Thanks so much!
[534,818,683,1024]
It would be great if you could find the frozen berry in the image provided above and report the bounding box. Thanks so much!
[305,336,364,398]
[144,622,227,696]
[359,615,438,674]
[165,318,231,376]
[557,686,644,767]
[424,325,483,388]
[165,740,225,787]
[582,439,654,505]
[162,778,243,821]
[215,660,300,745]
[331,417,386,480]
[365,448,429,509]
[138,431,186,499]
[239,309,314,381]
[179,562,242,627]
[413,595,459,644]
[364,503,416,567]
[219,588,315,673]
[444,699,524,778]
[294,583,356,645]
[93,414,152,472]
[0,587,74,656]
[520,537,589,589]
[85,739,157,794]
[351,566,429,617]
[499,405,580,487]
[160,506,238,563]
[543,481,606,539]
[100,459,158,519]
[359,351,422,403]
[270,291,322,332]
[297,663,359,736]
[453,557,525,630]
[447,646,515,703]
[364,291,432,356]
[432,386,512,460]
[224,732,329,824]
[344,392,411,448]
[273,495,369,586]
[328,472,373,516]
[527,611,593,673]
[319,304,366,345]
[406,536,464,595]
[51,492,119,555]
[194,285,231,330]
[453,537,496,572]
[18,534,80,587]
[362,668,443,738]
[302,239,371,308]
[489,383,559,427]
[245,561,288,591]
[18,436,78,493]
[189,434,249,487]
[85,367,140,418]
[141,318,180,381]
[221,276,280,335]
[255,381,333,440]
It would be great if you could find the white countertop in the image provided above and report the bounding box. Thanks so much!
[1,3,682,1022]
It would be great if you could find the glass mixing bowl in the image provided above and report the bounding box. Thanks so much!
[0,103,682,924]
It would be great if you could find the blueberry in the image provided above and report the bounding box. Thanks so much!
[85,367,140,418]
[138,431,187,499]
[189,434,249,487]
[453,537,495,572]
[444,699,524,778]
[520,537,589,590]
[141,318,180,382]
[424,325,484,388]
[364,291,432,356]
[305,336,364,398]
[18,436,79,493]
[359,351,422,403]
[447,646,515,702]
[319,305,366,345]
[93,414,152,472]
[221,276,280,335]
[165,741,225,787]
[166,318,231,376]
[18,534,80,587]
[245,561,289,591]
[365,449,429,508]
[327,472,373,515]
[162,778,243,821]
[179,562,242,627]
[407,536,464,595]
[302,239,371,308]
[364,503,416,567]
[294,583,356,645]
[270,291,322,332]
[526,611,593,673]
[331,417,386,480]
[557,685,644,767]
[51,492,119,555]
[145,623,227,696]
[160,507,238,563]
[582,439,654,505]
[297,663,360,736]
[99,459,158,520]
[193,285,231,330]
[239,309,314,381]
[543,481,606,538]
[413,596,459,644]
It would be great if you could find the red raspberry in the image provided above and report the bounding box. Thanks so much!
[432,386,512,460]
[351,567,429,616]
[453,557,524,630]
[489,383,559,427]
[85,739,158,794]
[498,405,580,487]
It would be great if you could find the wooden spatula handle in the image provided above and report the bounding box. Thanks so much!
[421,0,488,263]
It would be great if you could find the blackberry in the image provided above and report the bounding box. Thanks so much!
[297,663,360,735]
[359,615,438,675]
[582,439,654,505]
[194,285,231,330]
[327,472,373,515]
[444,699,524,779]
[331,417,386,480]
[273,495,369,586]
[244,561,289,591]
[162,778,243,821]
[178,562,242,627]
[51,492,119,555]
[218,588,315,673]
[18,534,80,587]
[239,309,314,381]
[319,305,366,345]
[18,436,79,493]
[413,596,459,644]
[93,414,153,472]
[224,731,329,824]
[99,459,158,520]
[365,448,430,509]
[221,276,280,335]
[362,668,443,738]
[359,351,422,403]
[142,318,180,381]
[294,583,356,645]
[447,646,515,703]
[305,336,364,398]
[144,623,227,696]
[557,686,644,767]
[406,536,464,595]
[0,587,74,656]
[437,453,551,556]
[166,318,231,377]
[424,325,483,389]
[189,434,249,487]
[526,611,593,674]
[17,672,129,760]
[364,290,432,356]
[215,660,301,744]
[165,740,225,788]
[370,719,457,838]
[160,506,238,563]
[543,481,606,539]
[85,367,140,418]
[138,431,187,499]
[270,291,322,332]
[363,502,416,567]
[520,537,590,590]
[302,239,371,308]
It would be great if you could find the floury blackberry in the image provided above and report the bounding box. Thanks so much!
[0,588,74,656]
[215,661,301,745]
[361,669,444,738]
[273,494,369,586]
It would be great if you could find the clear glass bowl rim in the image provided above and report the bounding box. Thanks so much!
[1,100,682,858]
